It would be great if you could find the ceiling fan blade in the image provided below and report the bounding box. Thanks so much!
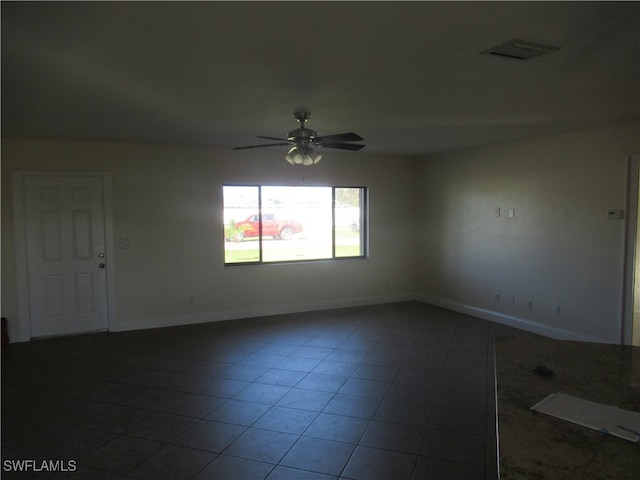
[257,135,291,142]
[233,142,291,150]
[316,132,363,144]
[321,142,365,151]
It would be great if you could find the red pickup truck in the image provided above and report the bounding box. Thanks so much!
[231,213,303,240]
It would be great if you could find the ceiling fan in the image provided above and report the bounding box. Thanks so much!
[233,111,365,165]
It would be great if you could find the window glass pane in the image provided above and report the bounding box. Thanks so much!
[224,185,366,265]
[335,187,365,257]
[224,186,260,263]
[261,186,332,262]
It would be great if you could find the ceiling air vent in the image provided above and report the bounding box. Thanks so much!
[481,39,560,60]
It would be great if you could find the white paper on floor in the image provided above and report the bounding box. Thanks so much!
[531,393,640,443]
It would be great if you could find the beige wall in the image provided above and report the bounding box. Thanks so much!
[417,122,640,342]
[1,139,419,341]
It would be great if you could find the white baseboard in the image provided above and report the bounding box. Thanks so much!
[24,291,611,345]
[416,294,613,344]
[115,292,418,333]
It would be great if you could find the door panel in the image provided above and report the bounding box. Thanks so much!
[72,210,93,259]
[75,272,96,313]
[42,210,63,260]
[24,175,108,337]
[43,274,65,315]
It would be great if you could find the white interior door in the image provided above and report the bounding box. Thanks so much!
[23,175,109,337]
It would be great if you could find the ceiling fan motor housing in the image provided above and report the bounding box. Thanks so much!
[289,112,315,146]
[288,127,317,145]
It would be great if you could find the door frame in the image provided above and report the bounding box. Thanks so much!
[12,171,118,342]
[623,154,640,345]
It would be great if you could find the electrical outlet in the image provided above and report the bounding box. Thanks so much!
[495,207,501,217]
[553,305,560,315]
[525,299,532,310]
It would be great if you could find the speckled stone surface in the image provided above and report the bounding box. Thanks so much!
[494,336,640,479]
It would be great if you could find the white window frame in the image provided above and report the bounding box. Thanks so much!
[223,185,368,265]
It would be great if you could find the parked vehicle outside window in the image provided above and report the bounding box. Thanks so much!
[227,213,303,241]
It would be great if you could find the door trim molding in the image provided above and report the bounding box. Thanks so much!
[11,171,117,341]
[623,154,640,345]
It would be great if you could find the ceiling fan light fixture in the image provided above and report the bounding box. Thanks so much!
[285,146,322,166]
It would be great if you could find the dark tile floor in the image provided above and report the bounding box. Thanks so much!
[2,301,532,479]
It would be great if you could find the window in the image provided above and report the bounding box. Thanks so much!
[224,185,367,264]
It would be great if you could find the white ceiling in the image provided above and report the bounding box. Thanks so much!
[2,1,639,156]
